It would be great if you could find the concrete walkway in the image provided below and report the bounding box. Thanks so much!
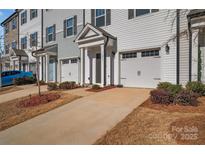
[0,88,150,144]
[0,84,47,104]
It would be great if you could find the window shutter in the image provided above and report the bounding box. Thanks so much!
[91,9,95,25]
[30,34,32,47]
[25,10,27,23]
[128,9,134,19]
[106,9,111,26]
[74,15,77,35]
[53,24,56,41]
[35,32,38,47]
[25,37,27,49]
[21,14,23,25]
[63,19,66,38]
[30,10,32,20]
[46,27,48,43]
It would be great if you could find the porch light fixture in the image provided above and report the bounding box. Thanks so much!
[165,44,170,54]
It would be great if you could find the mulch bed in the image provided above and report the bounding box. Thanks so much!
[86,86,116,92]
[95,97,205,145]
[0,91,80,131]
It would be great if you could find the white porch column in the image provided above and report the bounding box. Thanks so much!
[100,44,105,87]
[80,48,84,86]
[45,54,49,83]
[39,56,42,80]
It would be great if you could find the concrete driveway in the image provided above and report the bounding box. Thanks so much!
[0,84,47,104]
[0,87,150,144]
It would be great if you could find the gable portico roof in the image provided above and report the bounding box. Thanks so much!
[10,48,28,57]
[74,23,116,43]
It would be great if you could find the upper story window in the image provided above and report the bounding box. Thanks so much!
[12,18,17,30]
[21,10,27,25]
[5,44,9,54]
[91,9,111,27]
[30,9,38,20]
[66,17,74,36]
[5,24,9,34]
[12,41,17,49]
[128,9,159,19]
[95,9,106,27]
[46,25,55,42]
[30,32,38,47]
[21,36,27,49]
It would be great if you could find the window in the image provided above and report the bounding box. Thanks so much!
[95,9,106,27]
[21,36,27,49]
[5,24,9,34]
[30,32,38,47]
[135,9,159,17]
[71,58,77,63]
[21,11,27,25]
[141,50,159,57]
[30,9,38,20]
[46,25,55,42]
[66,17,74,37]
[12,18,17,29]
[5,44,10,54]
[12,41,17,49]
[122,52,137,59]
[62,59,69,64]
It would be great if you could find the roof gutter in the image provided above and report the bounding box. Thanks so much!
[176,9,180,84]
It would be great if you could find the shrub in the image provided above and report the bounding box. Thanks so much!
[150,89,174,105]
[14,77,36,85]
[92,84,101,90]
[157,82,182,96]
[37,80,46,85]
[157,82,173,89]
[186,81,205,96]
[116,84,123,88]
[59,81,77,90]
[47,82,58,91]
[175,90,199,106]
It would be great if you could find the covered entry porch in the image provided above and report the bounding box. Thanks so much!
[33,44,58,83]
[75,23,117,87]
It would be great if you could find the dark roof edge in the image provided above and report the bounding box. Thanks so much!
[1,10,18,26]
[187,9,205,19]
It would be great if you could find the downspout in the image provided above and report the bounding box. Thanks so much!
[83,9,85,27]
[176,9,180,85]
[188,17,192,82]
[104,36,109,86]
[41,9,44,80]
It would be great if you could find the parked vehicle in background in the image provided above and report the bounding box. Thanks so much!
[1,70,33,86]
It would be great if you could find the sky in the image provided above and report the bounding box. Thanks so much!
[0,9,15,54]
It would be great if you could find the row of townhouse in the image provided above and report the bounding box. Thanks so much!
[1,9,205,88]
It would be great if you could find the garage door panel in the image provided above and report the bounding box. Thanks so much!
[61,59,79,83]
[120,51,160,88]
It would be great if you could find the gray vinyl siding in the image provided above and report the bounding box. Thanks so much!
[43,9,83,58]
[85,9,190,85]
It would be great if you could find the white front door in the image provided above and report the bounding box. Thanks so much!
[48,59,56,82]
[120,50,161,88]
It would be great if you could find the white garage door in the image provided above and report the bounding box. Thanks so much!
[120,50,161,88]
[61,58,79,83]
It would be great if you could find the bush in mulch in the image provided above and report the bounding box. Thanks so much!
[87,85,116,92]
[16,93,60,108]
[151,81,201,106]
[150,89,174,105]
[59,81,78,90]
[47,82,58,91]
[186,81,205,96]
[92,84,101,90]
[174,90,199,106]
[36,80,47,86]
[14,77,36,85]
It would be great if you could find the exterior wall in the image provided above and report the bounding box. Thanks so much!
[19,9,42,64]
[43,9,84,82]
[84,9,190,85]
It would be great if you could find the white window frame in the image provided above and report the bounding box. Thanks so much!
[135,9,159,17]
[47,26,54,42]
[21,36,27,49]
[95,9,106,27]
[12,18,17,30]
[21,11,27,25]
[12,41,17,49]
[66,16,74,37]
[30,9,38,20]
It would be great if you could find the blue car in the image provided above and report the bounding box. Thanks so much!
[1,70,33,86]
